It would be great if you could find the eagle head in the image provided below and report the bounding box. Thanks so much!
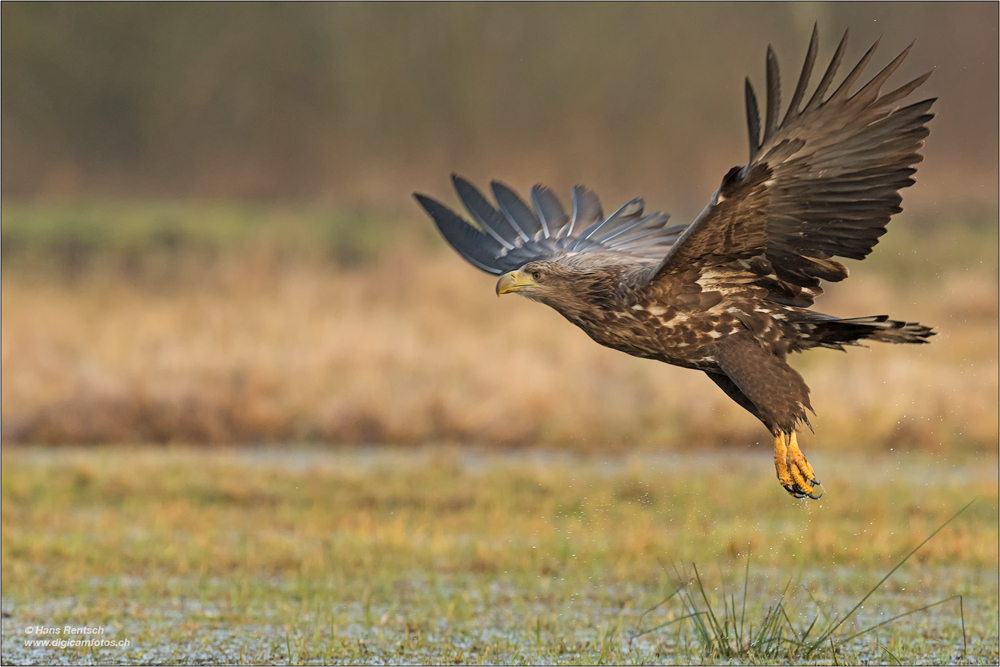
[495,259,621,326]
[495,261,574,300]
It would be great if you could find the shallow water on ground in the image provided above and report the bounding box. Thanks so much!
[2,567,997,665]
[2,446,997,664]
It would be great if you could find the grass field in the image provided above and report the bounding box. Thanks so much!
[1,446,997,664]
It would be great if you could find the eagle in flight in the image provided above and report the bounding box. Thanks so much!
[414,28,935,499]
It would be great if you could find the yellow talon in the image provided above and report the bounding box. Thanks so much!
[774,431,791,490]
[774,431,823,499]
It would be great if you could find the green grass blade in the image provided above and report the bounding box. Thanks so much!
[693,562,727,650]
[636,584,682,629]
[960,595,967,656]
[630,611,710,642]
[798,613,819,645]
[836,595,962,646]
[596,624,615,666]
[877,641,904,665]
[675,563,711,648]
[810,497,977,653]
[740,555,750,646]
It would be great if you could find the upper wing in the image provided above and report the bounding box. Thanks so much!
[650,27,935,306]
[415,175,687,275]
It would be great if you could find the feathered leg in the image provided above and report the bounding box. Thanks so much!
[711,334,823,500]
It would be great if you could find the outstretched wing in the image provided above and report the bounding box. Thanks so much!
[415,175,687,275]
[651,27,935,306]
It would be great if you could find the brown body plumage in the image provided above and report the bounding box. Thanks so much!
[415,28,936,499]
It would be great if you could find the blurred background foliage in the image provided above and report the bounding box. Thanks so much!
[2,2,997,210]
[1,2,997,449]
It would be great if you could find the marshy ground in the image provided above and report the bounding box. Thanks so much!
[1,446,997,665]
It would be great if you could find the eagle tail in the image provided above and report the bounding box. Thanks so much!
[801,315,935,350]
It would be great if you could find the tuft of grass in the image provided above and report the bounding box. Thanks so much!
[631,559,795,661]
[631,500,983,663]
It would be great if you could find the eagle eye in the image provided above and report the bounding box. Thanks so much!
[532,271,542,281]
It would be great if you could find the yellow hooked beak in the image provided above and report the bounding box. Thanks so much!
[496,270,536,296]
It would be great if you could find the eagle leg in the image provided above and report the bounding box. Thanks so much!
[774,431,823,499]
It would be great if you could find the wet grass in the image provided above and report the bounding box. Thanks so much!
[1,446,997,664]
[633,501,982,663]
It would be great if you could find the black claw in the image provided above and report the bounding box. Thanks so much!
[784,484,806,499]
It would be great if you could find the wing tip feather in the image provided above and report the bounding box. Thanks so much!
[745,77,761,160]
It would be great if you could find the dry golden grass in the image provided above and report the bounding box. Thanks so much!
[2,214,996,451]
[3,446,997,581]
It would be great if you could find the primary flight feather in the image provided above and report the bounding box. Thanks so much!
[414,27,935,499]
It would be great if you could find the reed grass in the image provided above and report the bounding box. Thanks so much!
[630,500,982,663]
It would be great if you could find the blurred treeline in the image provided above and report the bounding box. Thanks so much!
[2,2,997,213]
